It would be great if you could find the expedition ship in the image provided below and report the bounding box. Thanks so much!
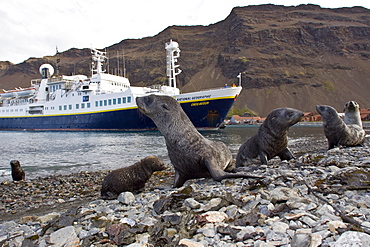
[0,40,242,131]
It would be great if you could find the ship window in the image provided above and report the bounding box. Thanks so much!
[81,103,85,109]
[59,106,62,111]
[95,101,98,107]
[104,100,107,106]
[69,105,72,110]
[113,99,116,105]
[108,99,112,105]
[99,100,103,107]
[117,98,121,104]
[123,97,126,103]
[64,105,67,110]
[127,97,131,103]
[87,103,91,108]
[76,104,79,109]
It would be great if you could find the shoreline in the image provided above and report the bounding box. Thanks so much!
[1,137,370,246]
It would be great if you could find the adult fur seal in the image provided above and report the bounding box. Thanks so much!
[136,94,262,188]
[344,101,363,127]
[316,104,365,149]
[10,160,25,181]
[101,156,166,199]
[236,108,304,167]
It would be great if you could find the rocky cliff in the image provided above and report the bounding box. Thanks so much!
[1,4,370,116]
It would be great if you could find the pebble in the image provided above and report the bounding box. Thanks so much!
[0,137,369,246]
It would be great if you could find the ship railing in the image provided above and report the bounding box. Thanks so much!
[48,76,65,83]
[0,98,33,107]
[31,79,42,86]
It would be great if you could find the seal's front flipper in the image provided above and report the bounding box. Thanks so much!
[278,148,294,161]
[205,160,265,182]
[173,171,187,188]
[259,152,268,165]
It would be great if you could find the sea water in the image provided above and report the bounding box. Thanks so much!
[0,126,340,182]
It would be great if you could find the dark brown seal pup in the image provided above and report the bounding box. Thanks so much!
[101,156,166,199]
[10,160,25,181]
[316,105,365,149]
[136,94,262,188]
[236,108,304,167]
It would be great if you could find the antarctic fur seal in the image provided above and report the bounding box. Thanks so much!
[100,156,166,199]
[10,160,25,181]
[235,108,304,167]
[316,105,365,149]
[136,94,263,188]
[344,101,363,127]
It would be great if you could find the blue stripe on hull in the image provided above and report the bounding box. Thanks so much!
[0,98,235,131]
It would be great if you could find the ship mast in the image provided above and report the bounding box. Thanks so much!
[56,46,61,76]
[91,48,107,75]
[165,40,182,88]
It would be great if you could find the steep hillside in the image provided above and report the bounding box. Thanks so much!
[1,4,370,116]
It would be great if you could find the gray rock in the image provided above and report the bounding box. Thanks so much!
[332,231,370,247]
[184,198,201,209]
[117,191,135,205]
[270,187,299,203]
[49,226,78,247]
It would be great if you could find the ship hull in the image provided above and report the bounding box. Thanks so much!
[0,96,236,131]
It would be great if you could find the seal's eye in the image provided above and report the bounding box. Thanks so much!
[144,96,153,105]
[286,112,293,118]
[161,103,169,110]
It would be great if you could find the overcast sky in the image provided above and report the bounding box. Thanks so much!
[1,0,369,64]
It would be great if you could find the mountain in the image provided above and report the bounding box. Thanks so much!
[1,4,370,117]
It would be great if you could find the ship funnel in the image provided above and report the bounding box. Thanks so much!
[39,64,55,79]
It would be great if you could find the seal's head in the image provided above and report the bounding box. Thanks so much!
[142,155,167,172]
[136,95,191,133]
[316,105,342,126]
[344,101,360,113]
[265,107,304,129]
[343,101,362,126]
[316,105,336,117]
[10,160,25,181]
[136,95,179,118]
[10,160,21,169]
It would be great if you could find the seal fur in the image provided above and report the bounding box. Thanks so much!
[136,94,262,188]
[236,108,304,167]
[316,104,365,149]
[100,156,166,199]
[10,160,25,181]
[344,101,363,127]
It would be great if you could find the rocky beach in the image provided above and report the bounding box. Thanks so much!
[1,133,370,246]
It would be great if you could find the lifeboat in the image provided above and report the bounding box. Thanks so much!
[0,87,36,99]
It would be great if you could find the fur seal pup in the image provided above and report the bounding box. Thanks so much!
[10,160,25,181]
[316,105,365,149]
[136,94,262,188]
[344,101,363,127]
[101,156,166,199]
[236,108,304,167]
